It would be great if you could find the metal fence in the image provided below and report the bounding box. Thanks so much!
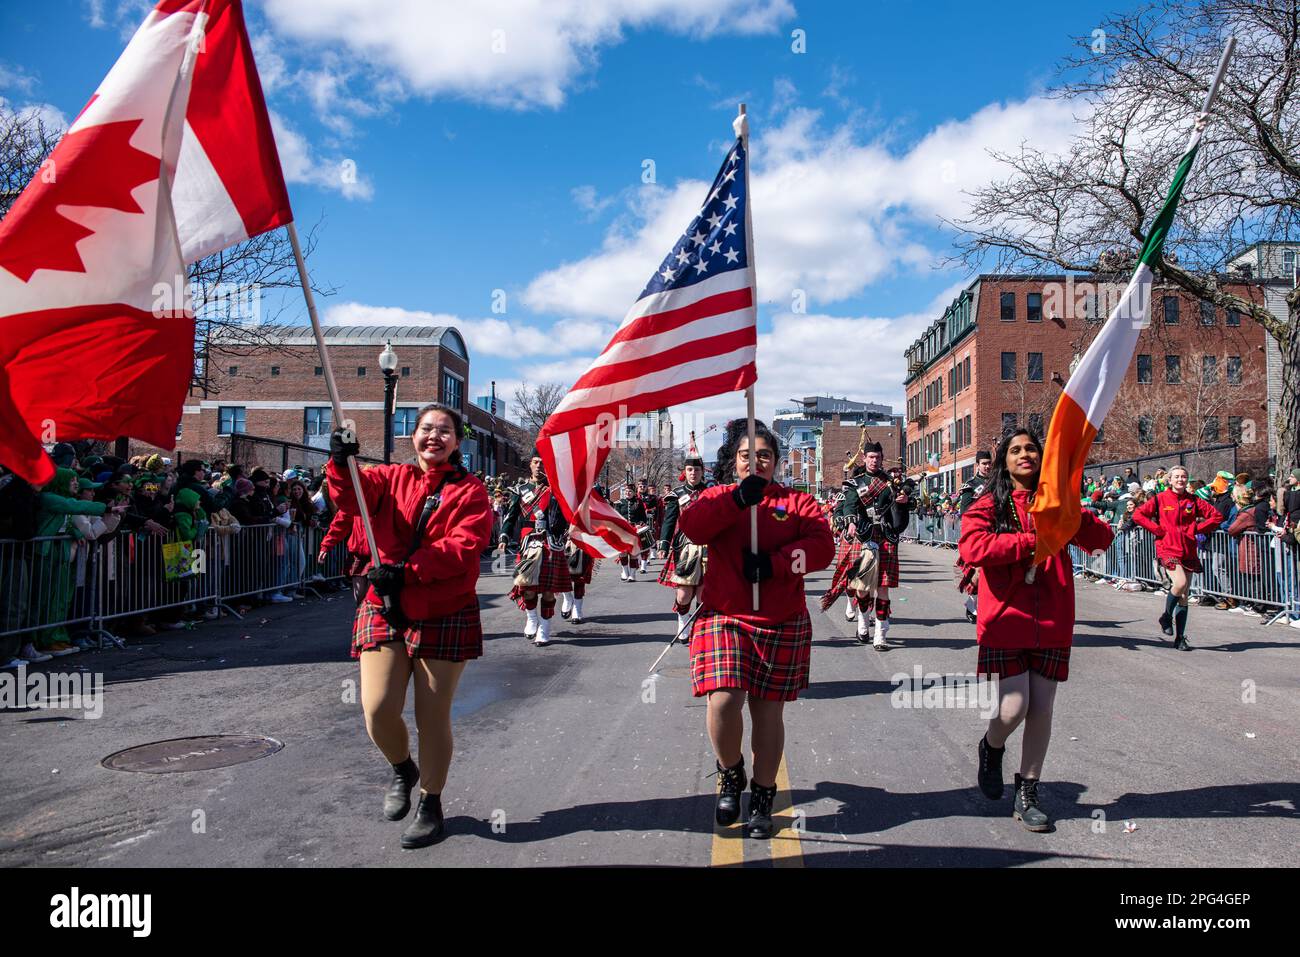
[229,433,383,476]
[901,512,1300,621]
[1,523,351,649]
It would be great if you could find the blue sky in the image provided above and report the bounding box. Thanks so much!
[1,0,1125,456]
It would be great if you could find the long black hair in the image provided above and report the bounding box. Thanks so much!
[713,417,780,485]
[983,427,1043,534]
[415,402,463,466]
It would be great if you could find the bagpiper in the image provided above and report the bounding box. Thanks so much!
[497,452,572,646]
[821,439,913,648]
[832,431,868,623]
[657,434,713,640]
[636,477,658,575]
[613,476,649,581]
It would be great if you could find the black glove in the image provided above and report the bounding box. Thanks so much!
[732,475,768,509]
[742,550,773,583]
[366,562,406,597]
[329,428,360,466]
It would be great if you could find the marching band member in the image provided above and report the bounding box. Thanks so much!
[561,485,610,626]
[613,477,649,581]
[657,437,712,640]
[498,453,572,646]
[636,478,657,575]
[957,428,1113,832]
[822,440,912,648]
[1130,464,1223,650]
[326,403,493,849]
[679,419,834,839]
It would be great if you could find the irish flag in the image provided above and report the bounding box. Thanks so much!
[1029,39,1235,563]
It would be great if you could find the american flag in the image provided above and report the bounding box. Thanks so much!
[538,136,758,558]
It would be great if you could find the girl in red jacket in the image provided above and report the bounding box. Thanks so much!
[677,418,835,840]
[957,428,1113,832]
[1131,465,1223,650]
[327,403,493,850]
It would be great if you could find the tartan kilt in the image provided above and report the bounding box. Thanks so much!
[690,610,812,702]
[875,538,900,587]
[1162,554,1204,574]
[820,538,864,609]
[568,547,595,585]
[509,546,572,608]
[351,596,483,662]
[656,550,677,586]
[977,645,1070,682]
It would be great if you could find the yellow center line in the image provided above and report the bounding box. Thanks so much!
[710,803,745,868]
[769,753,804,867]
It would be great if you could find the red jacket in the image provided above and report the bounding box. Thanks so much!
[320,507,369,557]
[326,459,493,620]
[1131,489,1222,564]
[678,482,835,625]
[958,489,1114,650]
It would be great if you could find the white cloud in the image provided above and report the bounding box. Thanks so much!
[522,96,1079,319]
[262,0,795,109]
[571,185,616,221]
[269,111,373,200]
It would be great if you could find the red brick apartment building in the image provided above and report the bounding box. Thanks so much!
[903,275,1269,493]
[132,324,526,477]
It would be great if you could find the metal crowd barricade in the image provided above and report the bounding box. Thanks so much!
[1,518,354,651]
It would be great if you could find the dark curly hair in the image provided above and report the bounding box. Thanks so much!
[713,417,780,485]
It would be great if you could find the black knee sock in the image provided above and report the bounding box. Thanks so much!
[1174,603,1189,638]
[1164,592,1177,617]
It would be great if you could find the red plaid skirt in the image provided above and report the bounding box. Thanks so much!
[1162,555,1203,574]
[509,545,573,609]
[977,645,1070,682]
[351,596,483,662]
[690,610,812,702]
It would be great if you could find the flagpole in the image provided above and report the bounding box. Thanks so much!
[738,103,760,612]
[286,221,380,560]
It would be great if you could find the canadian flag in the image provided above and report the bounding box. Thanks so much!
[0,0,292,485]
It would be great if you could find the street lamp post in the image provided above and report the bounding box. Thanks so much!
[379,340,398,464]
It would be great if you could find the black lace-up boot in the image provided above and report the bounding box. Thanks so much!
[977,735,1005,800]
[383,757,420,821]
[714,758,747,826]
[1012,774,1051,832]
[400,792,445,849]
[746,782,778,839]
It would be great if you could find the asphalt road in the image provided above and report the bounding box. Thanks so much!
[1,543,1297,867]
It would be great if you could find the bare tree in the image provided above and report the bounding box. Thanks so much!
[511,380,567,450]
[0,106,61,219]
[951,0,1300,474]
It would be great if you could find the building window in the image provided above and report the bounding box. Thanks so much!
[1203,416,1220,443]
[1137,354,1152,384]
[1027,352,1043,382]
[357,366,366,377]
[1165,355,1181,384]
[1026,292,1042,322]
[964,414,972,449]
[1199,301,1216,325]
[304,407,332,441]
[963,356,971,389]
[1138,415,1154,446]
[1162,296,1179,324]
[1201,355,1218,385]
[218,407,246,435]
[401,367,411,378]
[1285,249,1297,276]
[314,366,323,376]
[442,371,464,410]
[1227,356,1242,385]
[1000,292,1015,322]
[1028,413,1043,437]
[270,366,280,376]
[228,366,238,376]
[1226,308,1240,327]
[1228,416,1243,443]
[392,407,419,437]
[1001,352,1017,381]
[1168,415,1182,444]
[1001,413,1018,435]
[1086,294,1103,322]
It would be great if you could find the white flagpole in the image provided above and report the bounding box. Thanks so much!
[286,221,380,560]
[737,103,760,612]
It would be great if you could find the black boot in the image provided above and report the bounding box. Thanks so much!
[383,757,420,821]
[1173,604,1190,650]
[400,792,445,848]
[1012,774,1051,832]
[746,782,778,839]
[977,735,1005,800]
[714,758,747,826]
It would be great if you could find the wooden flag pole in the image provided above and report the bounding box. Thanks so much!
[738,103,760,612]
[286,221,380,560]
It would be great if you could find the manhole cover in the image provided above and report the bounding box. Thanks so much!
[102,735,283,773]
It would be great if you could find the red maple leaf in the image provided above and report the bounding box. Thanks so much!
[0,118,162,282]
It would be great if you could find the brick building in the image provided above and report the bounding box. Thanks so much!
[134,324,526,478]
[903,275,1269,494]
[773,397,904,495]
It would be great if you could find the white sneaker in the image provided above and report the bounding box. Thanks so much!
[1288,617,1300,629]
[20,644,51,663]
[203,608,221,620]
[872,617,888,649]
[535,616,551,646]
[3,657,29,669]
[270,593,293,604]
[845,600,856,621]
[571,599,583,625]
[524,607,540,638]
